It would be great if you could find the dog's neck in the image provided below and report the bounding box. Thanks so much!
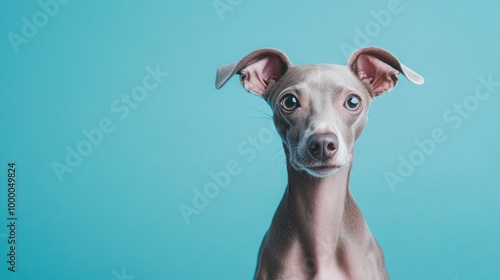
[285,162,353,270]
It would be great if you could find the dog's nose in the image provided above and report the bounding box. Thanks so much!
[307,133,339,161]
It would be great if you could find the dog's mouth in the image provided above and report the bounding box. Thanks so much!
[298,163,345,178]
[308,164,341,172]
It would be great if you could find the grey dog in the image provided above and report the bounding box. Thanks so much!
[216,47,424,280]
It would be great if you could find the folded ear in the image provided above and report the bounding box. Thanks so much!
[347,47,424,97]
[215,48,291,98]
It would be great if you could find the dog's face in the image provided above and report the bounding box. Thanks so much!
[266,65,372,177]
[216,47,424,178]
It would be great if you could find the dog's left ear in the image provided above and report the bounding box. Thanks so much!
[215,48,291,98]
[347,47,424,97]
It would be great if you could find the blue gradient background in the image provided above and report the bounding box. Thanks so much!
[1,1,499,279]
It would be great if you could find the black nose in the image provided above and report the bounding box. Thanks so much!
[306,133,339,161]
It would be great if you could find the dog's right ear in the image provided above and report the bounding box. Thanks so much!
[215,48,291,98]
[347,47,424,97]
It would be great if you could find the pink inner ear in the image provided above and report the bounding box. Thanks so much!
[356,54,399,95]
[240,55,284,96]
[262,56,282,83]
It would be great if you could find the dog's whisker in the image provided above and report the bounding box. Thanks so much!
[368,110,381,118]
[270,147,284,159]
[274,155,286,166]
[247,116,273,120]
[249,107,273,118]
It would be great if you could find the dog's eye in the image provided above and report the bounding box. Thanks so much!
[280,95,300,111]
[345,95,361,111]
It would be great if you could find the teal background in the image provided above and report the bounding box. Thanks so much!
[1,0,499,279]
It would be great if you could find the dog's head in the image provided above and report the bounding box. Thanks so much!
[216,47,423,178]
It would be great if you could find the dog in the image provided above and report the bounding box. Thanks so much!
[215,47,424,279]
